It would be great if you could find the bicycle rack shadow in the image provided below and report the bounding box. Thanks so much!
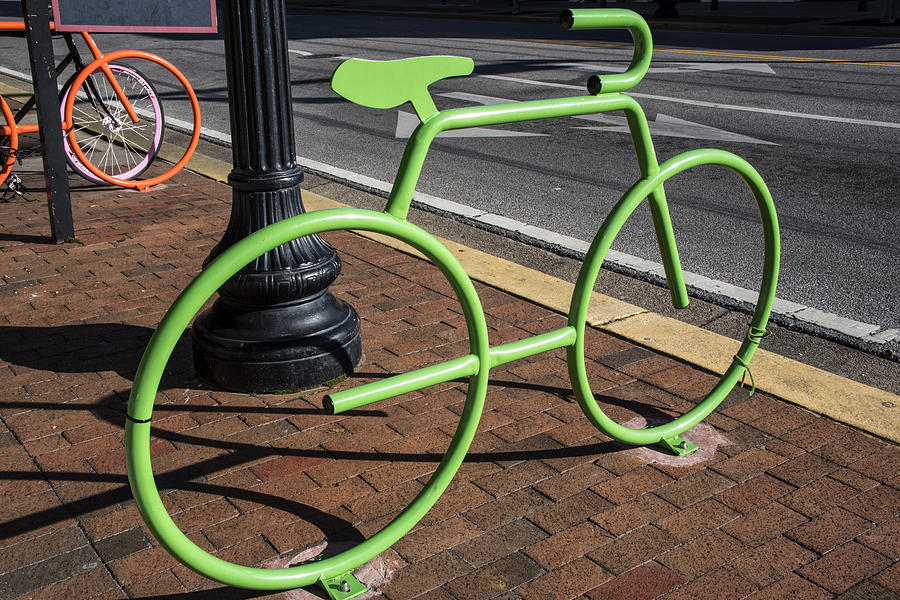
[0,384,623,549]
[0,323,193,386]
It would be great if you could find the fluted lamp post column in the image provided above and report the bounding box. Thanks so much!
[191,0,361,392]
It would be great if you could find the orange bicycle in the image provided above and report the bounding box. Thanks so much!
[0,21,200,191]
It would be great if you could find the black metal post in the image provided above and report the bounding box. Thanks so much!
[654,0,679,18]
[191,0,361,392]
[21,0,74,243]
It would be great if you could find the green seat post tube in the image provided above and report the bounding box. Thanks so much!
[622,102,690,309]
[566,9,688,309]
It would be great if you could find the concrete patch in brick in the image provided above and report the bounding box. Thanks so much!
[619,418,730,468]
[260,540,395,599]
[92,528,152,564]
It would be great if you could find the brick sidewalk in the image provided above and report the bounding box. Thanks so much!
[1,170,898,599]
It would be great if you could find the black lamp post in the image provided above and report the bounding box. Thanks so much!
[191,0,361,392]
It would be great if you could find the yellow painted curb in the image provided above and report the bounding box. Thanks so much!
[604,313,899,443]
[5,70,895,443]
[157,143,231,183]
[0,81,32,102]
[302,188,899,443]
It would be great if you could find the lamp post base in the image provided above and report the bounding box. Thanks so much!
[191,290,361,393]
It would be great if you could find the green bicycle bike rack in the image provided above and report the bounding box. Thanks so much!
[125,8,780,596]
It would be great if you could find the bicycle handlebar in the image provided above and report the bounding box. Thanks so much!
[561,8,652,95]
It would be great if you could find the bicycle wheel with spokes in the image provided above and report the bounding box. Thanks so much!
[60,63,164,183]
[62,50,200,190]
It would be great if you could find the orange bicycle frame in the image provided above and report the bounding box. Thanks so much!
[0,20,140,125]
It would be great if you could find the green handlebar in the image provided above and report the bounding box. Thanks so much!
[561,8,652,94]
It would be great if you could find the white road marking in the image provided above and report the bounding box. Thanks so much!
[4,57,888,345]
[288,49,350,60]
[441,92,775,144]
[553,61,777,75]
[395,110,547,139]
[476,73,583,91]
[0,66,29,80]
[575,113,777,145]
[440,91,517,105]
[477,74,900,129]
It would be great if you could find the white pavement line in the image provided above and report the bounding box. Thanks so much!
[790,307,880,338]
[164,114,231,145]
[630,91,900,130]
[294,154,895,347]
[477,74,584,91]
[575,114,777,145]
[395,110,547,139]
[0,66,30,82]
[441,91,775,144]
[550,61,777,75]
[477,74,900,130]
[176,117,897,349]
[289,49,349,60]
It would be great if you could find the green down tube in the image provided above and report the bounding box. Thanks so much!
[326,149,780,449]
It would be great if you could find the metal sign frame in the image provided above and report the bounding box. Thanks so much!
[50,0,217,33]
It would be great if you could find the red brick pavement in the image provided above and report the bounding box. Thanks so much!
[0,170,897,599]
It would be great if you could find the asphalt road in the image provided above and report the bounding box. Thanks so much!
[1,7,898,350]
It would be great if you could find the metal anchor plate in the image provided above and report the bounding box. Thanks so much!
[318,572,366,600]
[300,552,367,600]
[658,435,699,456]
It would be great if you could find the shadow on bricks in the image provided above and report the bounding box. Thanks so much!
[0,323,191,385]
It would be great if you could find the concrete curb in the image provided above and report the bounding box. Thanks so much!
[163,142,900,442]
[4,71,897,443]
[298,188,900,444]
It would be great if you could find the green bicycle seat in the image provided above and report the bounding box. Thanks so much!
[331,55,474,122]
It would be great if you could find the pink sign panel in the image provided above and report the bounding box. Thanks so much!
[51,0,217,33]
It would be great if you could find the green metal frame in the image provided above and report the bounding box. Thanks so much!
[125,8,780,592]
